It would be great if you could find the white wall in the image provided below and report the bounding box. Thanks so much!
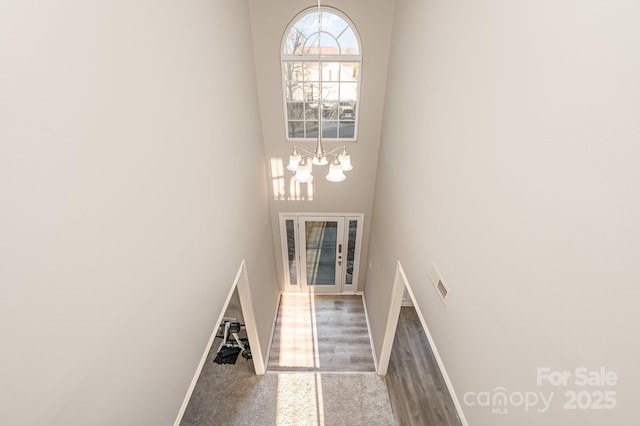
[367,0,640,424]
[0,1,278,425]
[249,0,394,291]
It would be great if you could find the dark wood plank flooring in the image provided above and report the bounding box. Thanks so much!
[386,306,462,426]
[267,294,376,372]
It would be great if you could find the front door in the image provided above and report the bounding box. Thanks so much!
[279,214,364,293]
[299,217,344,293]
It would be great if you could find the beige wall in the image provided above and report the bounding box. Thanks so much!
[367,0,640,424]
[249,0,395,291]
[0,1,278,425]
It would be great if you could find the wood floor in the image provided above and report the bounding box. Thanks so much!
[267,294,376,372]
[386,306,462,426]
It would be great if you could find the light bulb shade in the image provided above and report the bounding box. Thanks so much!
[312,156,329,166]
[287,153,302,171]
[326,161,346,182]
[294,161,313,182]
[338,151,353,171]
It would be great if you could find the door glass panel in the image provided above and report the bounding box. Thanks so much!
[345,220,358,285]
[305,221,337,285]
[285,219,297,285]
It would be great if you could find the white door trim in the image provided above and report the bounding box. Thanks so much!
[278,213,364,293]
[377,262,408,375]
[236,261,265,374]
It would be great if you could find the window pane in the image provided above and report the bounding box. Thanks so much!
[284,84,303,102]
[287,13,319,55]
[305,102,318,119]
[339,82,357,103]
[302,32,320,54]
[322,82,339,104]
[303,62,320,82]
[319,32,340,55]
[345,220,358,285]
[340,63,358,82]
[286,219,297,285]
[287,102,304,120]
[289,121,304,138]
[283,61,303,81]
[321,11,348,39]
[321,12,360,54]
[304,83,318,101]
[305,221,337,286]
[305,121,318,138]
[296,12,320,35]
[321,101,333,119]
[321,121,337,138]
[338,104,356,121]
[337,28,358,54]
[283,63,304,102]
[285,30,304,55]
[324,64,340,82]
[338,121,355,138]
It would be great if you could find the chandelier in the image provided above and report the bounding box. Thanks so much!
[287,0,353,183]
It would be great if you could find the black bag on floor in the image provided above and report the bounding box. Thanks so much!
[214,346,242,364]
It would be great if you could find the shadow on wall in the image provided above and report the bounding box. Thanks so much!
[270,157,314,201]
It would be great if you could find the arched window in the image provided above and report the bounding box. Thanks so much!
[281,7,361,141]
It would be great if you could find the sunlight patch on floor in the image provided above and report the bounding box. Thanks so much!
[276,295,320,368]
[276,373,325,426]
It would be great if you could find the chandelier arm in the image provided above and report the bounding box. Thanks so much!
[294,146,315,156]
[293,146,346,157]
[324,146,347,156]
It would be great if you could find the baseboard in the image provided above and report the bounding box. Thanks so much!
[360,293,379,372]
[173,270,242,426]
[404,284,469,426]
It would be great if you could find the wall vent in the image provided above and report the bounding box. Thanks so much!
[437,280,448,299]
[429,262,450,306]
